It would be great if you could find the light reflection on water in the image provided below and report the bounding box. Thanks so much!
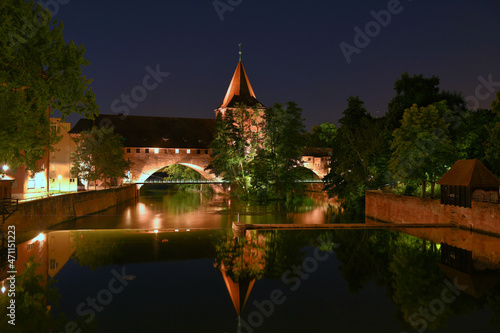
[51,190,336,231]
[2,190,500,332]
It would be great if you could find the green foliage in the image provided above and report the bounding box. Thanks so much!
[207,102,307,200]
[325,96,389,211]
[71,231,122,269]
[212,230,266,282]
[0,256,63,332]
[161,164,202,191]
[307,122,337,148]
[207,106,262,198]
[0,0,97,172]
[385,72,464,132]
[70,126,130,188]
[255,102,307,199]
[485,92,500,176]
[389,102,455,196]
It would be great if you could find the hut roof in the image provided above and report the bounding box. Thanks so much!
[437,159,500,187]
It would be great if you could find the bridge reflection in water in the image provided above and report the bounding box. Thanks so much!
[2,224,499,332]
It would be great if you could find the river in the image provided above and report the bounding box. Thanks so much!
[1,188,499,332]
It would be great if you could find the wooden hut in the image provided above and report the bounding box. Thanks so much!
[437,159,500,208]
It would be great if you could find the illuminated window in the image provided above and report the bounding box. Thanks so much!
[154,148,159,154]
[187,149,190,154]
[175,149,179,154]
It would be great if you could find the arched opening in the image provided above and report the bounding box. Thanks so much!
[294,166,322,180]
[140,163,211,194]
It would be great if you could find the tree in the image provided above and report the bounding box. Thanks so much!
[259,102,307,198]
[325,96,388,211]
[485,91,500,176]
[389,102,455,198]
[307,122,337,148]
[0,0,97,172]
[385,72,465,132]
[70,126,129,189]
[206,105,262,198]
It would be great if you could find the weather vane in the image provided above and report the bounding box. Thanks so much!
[238,43,242,61]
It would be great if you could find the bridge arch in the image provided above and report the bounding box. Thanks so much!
[125,150,218,184]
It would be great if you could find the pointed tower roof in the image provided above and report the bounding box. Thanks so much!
[219,61,263,109]
[220,270,255,316]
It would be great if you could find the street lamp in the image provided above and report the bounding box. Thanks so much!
[2,165,8,172]
[58,175,62,192]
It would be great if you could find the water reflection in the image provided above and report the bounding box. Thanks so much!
[1,189,500,332]
[1,227,500,332]
[49,189,337,232]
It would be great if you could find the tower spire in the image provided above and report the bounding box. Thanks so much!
[238,43,242,62]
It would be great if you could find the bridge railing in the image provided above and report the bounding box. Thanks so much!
[138,179,331,185]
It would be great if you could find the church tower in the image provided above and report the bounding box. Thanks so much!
[215,49,265,118]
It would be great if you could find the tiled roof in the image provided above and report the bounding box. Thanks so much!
[219,61,263,109]
[69,115,216,149]
[437,159,500,187]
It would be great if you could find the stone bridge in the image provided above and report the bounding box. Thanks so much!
[125,147,331,183]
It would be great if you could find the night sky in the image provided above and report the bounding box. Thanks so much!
[51,0,500,130]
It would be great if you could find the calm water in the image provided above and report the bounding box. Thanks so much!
[1,189,500,332]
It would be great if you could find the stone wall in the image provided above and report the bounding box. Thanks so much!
[3,185,137,241]
[365,190,500,235]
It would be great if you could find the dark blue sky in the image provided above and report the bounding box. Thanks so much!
[52,0,500,129]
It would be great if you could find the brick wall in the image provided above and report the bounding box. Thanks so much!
[365,190,500,235]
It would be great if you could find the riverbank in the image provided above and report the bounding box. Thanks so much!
[2,185,138,242]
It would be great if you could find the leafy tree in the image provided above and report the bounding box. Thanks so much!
[207,105,262,198]
[71,231,122,269]
[485,91,500,176]
[162,164,202,191]
[258,102,307,199]
[325,96,388,211]
[389,102,455,198]
[0,0,97,172]
[208,102,307,200]
[70,126,130,189]
[454,109,495,161]
[307,122,337,148]
[385,72,464,132]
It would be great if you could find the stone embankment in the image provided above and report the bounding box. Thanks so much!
[3,185,138,241]
[365,190,500,236]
